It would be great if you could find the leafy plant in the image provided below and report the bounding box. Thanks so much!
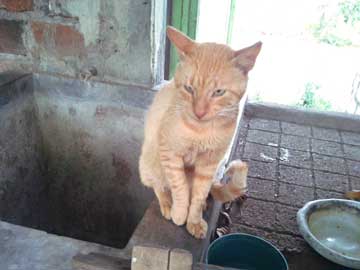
[309,0,360,47]
[252,91,263,102]
[339,0,360,25]
[297,82,332,111]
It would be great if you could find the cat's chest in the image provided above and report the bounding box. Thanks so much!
[183,147,198,166]
[182,137,225,167]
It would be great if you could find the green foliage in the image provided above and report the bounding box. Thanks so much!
[252,92,263,102]
[339,0,360,25]
[309,0,360,47]
[297,82,332,111]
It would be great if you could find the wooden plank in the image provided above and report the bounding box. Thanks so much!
[72,252,131,270]
[169,248,193,270]
[132,246,169,270]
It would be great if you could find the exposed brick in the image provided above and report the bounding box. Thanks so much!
[31,22,46,45]
[55,24,85,57]
[343,144,360,161]
[281,134,310,151]
[311,139,343,157]
[0,19,26,55]
[249,118,280,132]
[350,176,360,189]
[278,183,315,207]
[312,127,341,142]
[248,177,277,201]
[243,142,278,162]
[0,0,33,12]
[341,131,360,146]
[31,22,85,58]
[275,205,300,235]
[280,148,311,169]
[316,189,344,200]
[279,165,313,187]
[313,154,347,174]
[281,122,311,137]
[247,129,279,145]
[237,198,277,230]
[248,160,277,179]
[348,160,360,176]
[313,171,348,192]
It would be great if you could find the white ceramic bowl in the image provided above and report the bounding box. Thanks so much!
[297,199,360,269]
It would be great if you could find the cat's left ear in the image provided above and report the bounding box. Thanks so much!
[233,42,262,73]
[167,26,196,59]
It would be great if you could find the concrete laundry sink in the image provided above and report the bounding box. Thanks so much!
[0,72,221,269]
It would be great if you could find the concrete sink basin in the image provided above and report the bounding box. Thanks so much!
[0,72,220,269]
[297,199,360,269]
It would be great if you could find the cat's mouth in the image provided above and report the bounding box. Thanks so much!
[184,111,212,123]
[188,112,232,123]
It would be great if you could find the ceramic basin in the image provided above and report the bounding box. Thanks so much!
[297,199,360,269]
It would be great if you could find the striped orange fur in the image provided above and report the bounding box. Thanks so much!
[139,26,261,239]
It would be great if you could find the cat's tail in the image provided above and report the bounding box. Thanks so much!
[210,160,248,203]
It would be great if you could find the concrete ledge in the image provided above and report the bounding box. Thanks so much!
[246,102,360,133]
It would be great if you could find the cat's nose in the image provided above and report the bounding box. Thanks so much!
[194,108,207,119]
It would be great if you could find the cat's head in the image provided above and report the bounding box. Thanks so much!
[167,26,261,122]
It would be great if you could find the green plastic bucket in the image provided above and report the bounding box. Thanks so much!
[206,233,288,270]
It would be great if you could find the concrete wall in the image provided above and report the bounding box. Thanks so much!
[33,74,154,248]
[0,0,166,86]
[0,75,47,229]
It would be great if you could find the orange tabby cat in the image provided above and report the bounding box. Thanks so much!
[139,26,261,239]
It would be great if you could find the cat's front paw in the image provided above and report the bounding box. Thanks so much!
[186,219,208,239]
[171,206,188,226]
[159,202,171,220]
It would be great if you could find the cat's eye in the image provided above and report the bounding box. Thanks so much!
[184,85,194,94]
[212,89,226,97]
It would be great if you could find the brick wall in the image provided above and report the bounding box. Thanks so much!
[0,0,166,86]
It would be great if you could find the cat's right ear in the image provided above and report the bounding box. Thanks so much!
[233,41,262,73]
[167,26,196,59]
